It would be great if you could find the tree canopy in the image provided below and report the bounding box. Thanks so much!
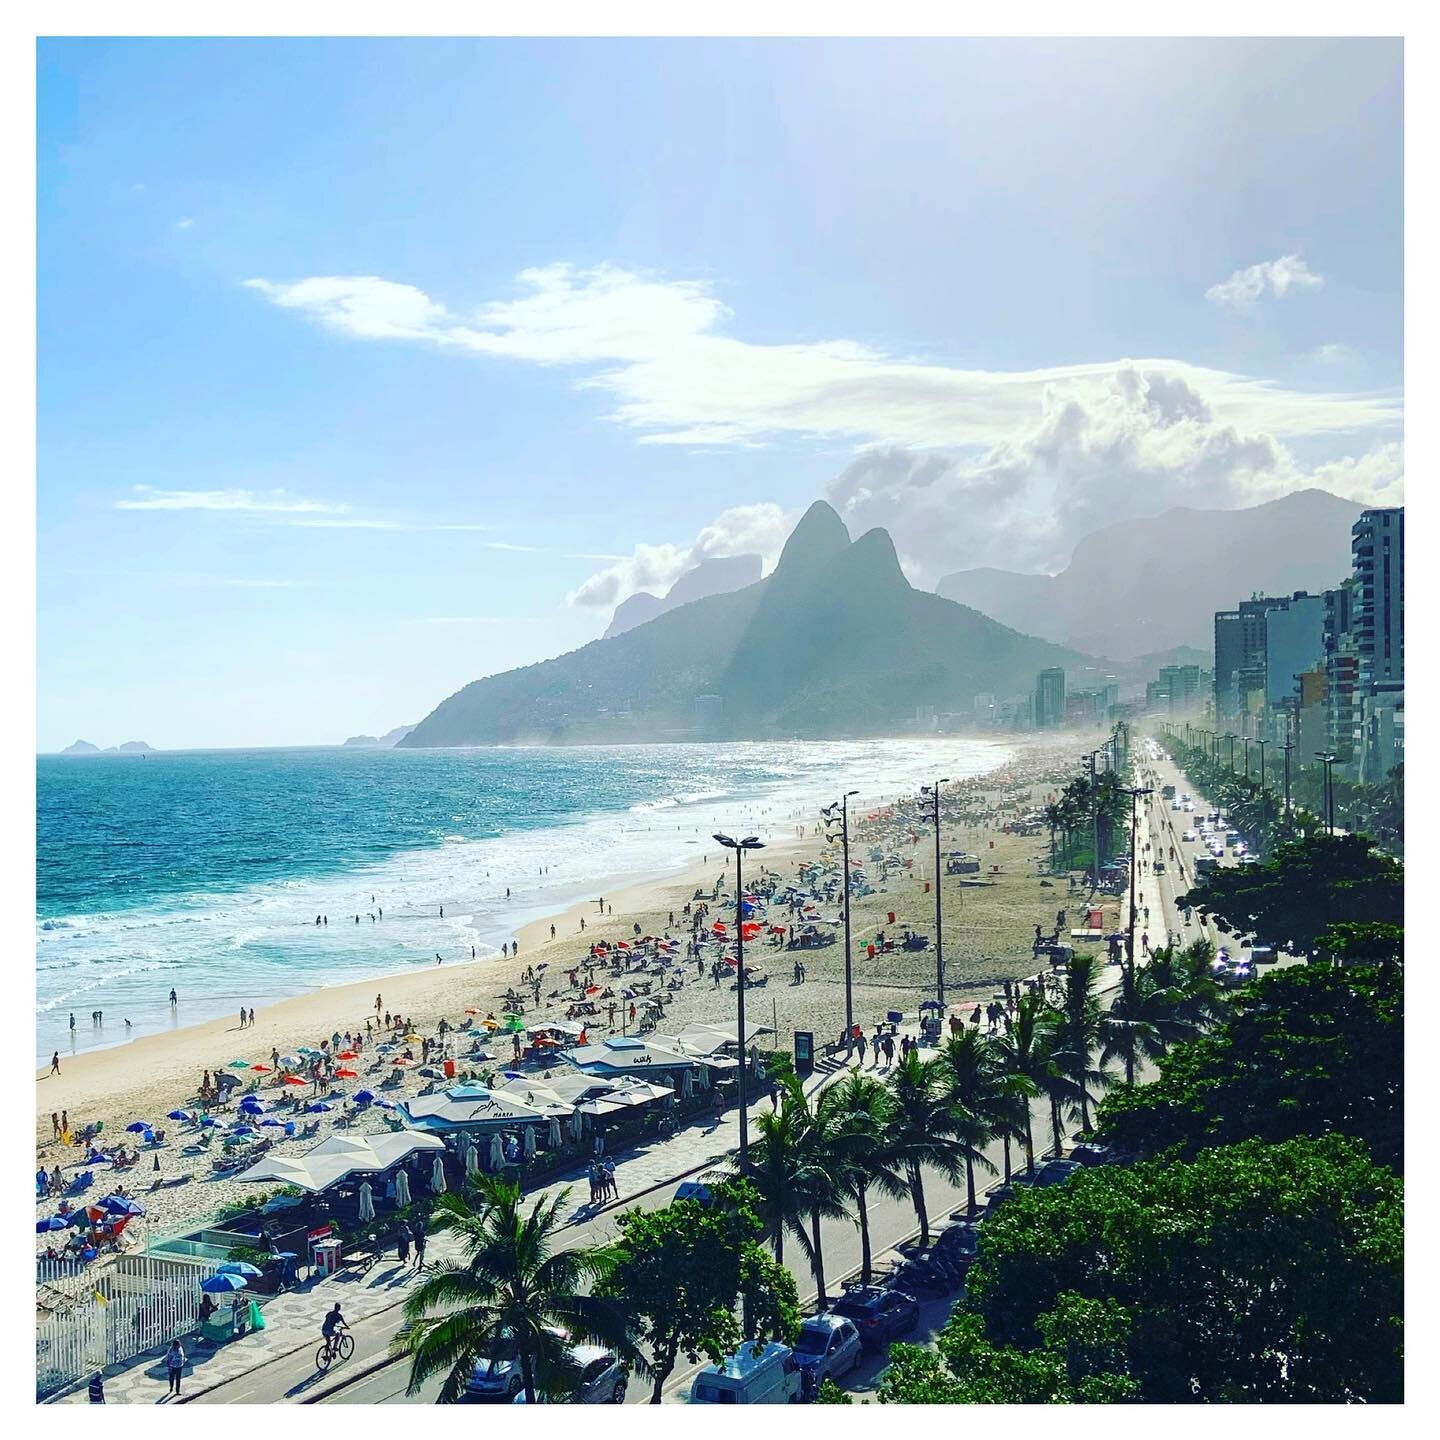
[1097,962,1402,1171]
[882,1135,1402,1404]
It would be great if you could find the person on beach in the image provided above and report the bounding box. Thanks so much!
[50,1053,60,1076]
[239,1007,246,1029]
[51,1111,60,1137]
[69,1013,76,1033]
[412,1219,427,1268]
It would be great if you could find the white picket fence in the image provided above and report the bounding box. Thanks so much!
[36,1253,220,1399]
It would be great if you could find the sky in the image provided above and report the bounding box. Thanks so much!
[37,37,1404,750]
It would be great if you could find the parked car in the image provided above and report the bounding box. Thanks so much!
[688,1341,804,1404]
[510,1346,628,1404]
[468,1329,569,1401]
[792,1314,863,1387]
[1032,1158,1084,1187]
[1068,1140,1123,1167]
[831,1284,920,1347]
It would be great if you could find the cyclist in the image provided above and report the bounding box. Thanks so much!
[320,1302,348,1361]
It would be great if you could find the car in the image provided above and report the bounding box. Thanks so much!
[1153,859,1166,874]
[510,1346,628,1404]
[1032,1158,1084,1187]
[688,1341,804,1405]
[467,1327,570,1401]
[831,1284,920,1347]
[1183,829,1197,842]
[1068,1140,1124,1167]
[1217,961,1254,989]
[1170,800,1182,811]
[791,1314,863,1387]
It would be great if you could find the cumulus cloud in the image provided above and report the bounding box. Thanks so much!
[566,502,792,610]
[247,264,1394,448]
[1205,254,1324,309]
[825,366,1404,581]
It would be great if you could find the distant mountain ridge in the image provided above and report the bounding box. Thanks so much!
[58,739,155,755]
[342,725,417,748]
[604,553,763,638]
[936,489,1364,660]
[402,503,1099,747]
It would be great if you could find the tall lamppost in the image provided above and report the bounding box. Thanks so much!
[1255,738,1269,826]
[822,791,860,1039]
[713,832,764,1171]
[1242,735,1251,780]
[1316,755,1337,835]
[1283,731,1295,820]
[921,779,949,1006]
[1224,733,1237,773]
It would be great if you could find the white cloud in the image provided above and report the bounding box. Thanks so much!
[175,217,194,230]
[566,502,792,610]
[1309,342,1353,364]
[826,366,1404,581]
[247,264,1394,449]
[115,486,346,514]
[1205,254,1324,309]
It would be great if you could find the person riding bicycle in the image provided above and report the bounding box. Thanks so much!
[321,1302,347,1355]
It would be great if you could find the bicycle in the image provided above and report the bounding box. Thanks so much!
[315,1330,354,1371]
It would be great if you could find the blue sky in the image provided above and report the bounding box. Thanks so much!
[37,37,1403,750]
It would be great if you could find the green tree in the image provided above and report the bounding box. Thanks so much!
[1315,921,1403,968]
[990,991,1053,1174]
[884,1050,967,1245]
[599,1179,799,1403]
[393,1177,636,1403]
[1055,951,1106,1133]
[1098,962,1403,1171]
[817,1071,906,1284]
[1178,832,1402,956]
[962,1135,1402,1402]
[937,1030,1004,1216]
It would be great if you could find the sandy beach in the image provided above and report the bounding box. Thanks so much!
[35,732,1110,1253]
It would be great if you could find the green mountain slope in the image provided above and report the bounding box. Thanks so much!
[401,503,1095,746]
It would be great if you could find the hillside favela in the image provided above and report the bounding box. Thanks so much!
[34,34,1404,1410]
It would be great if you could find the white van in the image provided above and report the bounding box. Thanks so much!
[687,1341,804,1404]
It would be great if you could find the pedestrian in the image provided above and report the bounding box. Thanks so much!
[397,1229,410,1267]
[165,1339,185,1397]
[50,1052,60,1076]
[51,1110,59,1137]
[855,1031,868,1066]
[412,1219,426,1268]
[248,1008,255,1027]
[88,1371,105,1404]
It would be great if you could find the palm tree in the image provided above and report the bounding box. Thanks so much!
[719,1077,848,1308]
[1098,964,1169,1087]
[818,1071,906,1285]
[394,1177,635,1403]
[1056,951,1107,1133]
[1032,1017,1082,1157]
[884,1051,966,1246]
[936,1031,1003,1216]
[990,991,1052,1175]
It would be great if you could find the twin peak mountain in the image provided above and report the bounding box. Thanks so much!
[401,502,1086,746]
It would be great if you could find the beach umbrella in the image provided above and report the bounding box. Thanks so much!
[547,1116,563,1150]
[99,1196,145,1217]
[37,1215,68,1233]
[567,1110,583,1142]
[335,1068,358,1079]
[200,1272,250,1294]
[216,1260,262,1277]
[282,1075,307,1087]
[167,1109,194,1122]
[357,1182,375,1223]
[239,1097,268,1114]
[200,1116,222,1128]
[522,1126,536,1161]
[153,1151,161,1173]
[372,1099,395,1111]
[306,1102,334,1114]
[227,1060,250,1069]
[297,1047,321,1058]
[377,1042,396,1053]
[259,1118,284,1128]
[229,1125,256,1138]
[394,1170,411,1207]
[125,1121,150,1134]
[431,1156,446,1194]
[215,1073,241,1091]
[338,1050,358,1060]
[487,1134,504,1171]
[277,1054,301,1069]
[464,1142,479,1176]
[464,1007,480,1016]
[505,1016,525,1034]
[353,1090,375,1105]
[403,1033,424,1044]
[681,1069,694,1100]
[251,1064,272,1073]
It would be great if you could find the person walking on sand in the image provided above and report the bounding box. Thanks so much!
[52,1110,60,1137]
[50,1053,60,1076]
[165,1339,185,1397]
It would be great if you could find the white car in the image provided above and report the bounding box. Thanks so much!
[792,1314,864,1389]
[1182,830,1197,843]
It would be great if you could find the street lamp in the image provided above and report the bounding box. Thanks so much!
[1283,730,1295,820]
[1316,755,1337,835]
[1242,735,1251,780]
[920,779,949,1006]
[822,791,860,1038]
[1255,738,1269,827]
[713,831,764,1171]
[1224,733,1237,773]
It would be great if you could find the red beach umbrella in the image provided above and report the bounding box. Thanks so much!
[334,1067,358,1079]
[282,1075,306,1087]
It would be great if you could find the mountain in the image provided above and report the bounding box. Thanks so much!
[113,740,155,754]
[936,489,1365,660]
[342,724,416,748]
[401,503,1095,746]
[603,554,764,638]
[59,739,100,755]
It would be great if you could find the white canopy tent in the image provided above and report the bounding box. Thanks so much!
[235,1131,445,1194]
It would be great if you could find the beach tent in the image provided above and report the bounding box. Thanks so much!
[235,1131,444,1194]
[400,1084,554,1135]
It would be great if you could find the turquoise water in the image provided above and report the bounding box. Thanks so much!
[36,739,1008,1063]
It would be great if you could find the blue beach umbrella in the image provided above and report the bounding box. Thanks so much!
[306,1102,334,1114]
[167,1109,194,1122]
[37,1215,69,1233]
[352,1090,375,1105]
[99,1196,145,1217]
[372,1099,395,1111]
[200,1271,250,1294]
[124,1121,150,1133]
[259,1118,284,1128]
[200,1116,222,1128]
[229,1125,256,1138]
[238,1098,268,1115]
[216,1260,263,1277]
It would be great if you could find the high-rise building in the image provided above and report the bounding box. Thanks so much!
[1034,667,1066,728]
[1213,610,1243,721]
[1351,508,1403,781]
[1264,593,1327,710]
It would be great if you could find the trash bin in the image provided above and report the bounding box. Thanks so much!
[312,1238,342,1277]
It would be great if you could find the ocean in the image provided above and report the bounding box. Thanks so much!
[35,738,1009,1065]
